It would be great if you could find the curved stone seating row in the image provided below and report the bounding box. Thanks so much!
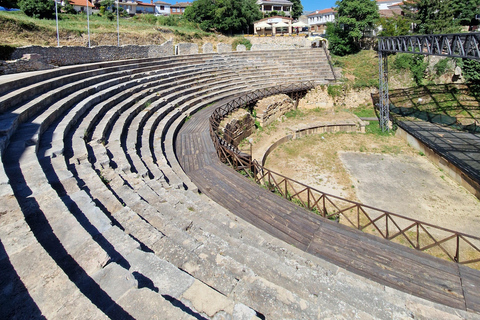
[1,49,472,319]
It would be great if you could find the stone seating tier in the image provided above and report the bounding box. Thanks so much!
[1,49,475,319]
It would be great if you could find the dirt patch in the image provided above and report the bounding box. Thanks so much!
[340,152,480,236]
[252,110,480,237]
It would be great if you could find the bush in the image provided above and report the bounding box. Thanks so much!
[19,0,55,19]
[105,10,114,21]
[393,53,428,86]
[458,58,480,83]
[327,85,343,97]
[433,58,451,76]
[232,37,251,50]
[138,13,157,25]
[157,15,180,27]
[0,45,16,60]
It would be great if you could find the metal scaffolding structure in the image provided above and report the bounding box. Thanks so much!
[377,32,480,131]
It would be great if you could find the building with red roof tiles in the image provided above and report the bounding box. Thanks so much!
[61,0,94,14]
[307,8,336,33]
[170,2,190,15]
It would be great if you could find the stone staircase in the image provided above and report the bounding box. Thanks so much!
[1,48,478,319]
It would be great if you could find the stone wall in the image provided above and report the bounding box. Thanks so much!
[176,43,198,55]
[11,40,174,66]
[219,109,255,146]
[255,94,294,127]
[1,40,175,75]
[236,44,247,52]
[217,43,232,54]
[0,53,56,75]
[249,36,309,50]
[202,43,214,54]
[0,37,312,75]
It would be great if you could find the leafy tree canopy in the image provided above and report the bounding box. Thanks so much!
[184,0,262,34]
[19,0,54,19]
[327,0,379,56]
[377,15,411,36]
[451,0,480,26]
[0,0,19,9]
[290,0,303,20]
[401,0,465,34]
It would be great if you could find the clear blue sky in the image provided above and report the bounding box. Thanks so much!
[302,0,337,13]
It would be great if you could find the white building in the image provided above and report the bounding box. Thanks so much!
[257,0,293,18]
[307,8,336,33]
[154,0,170,15]
[308,0,405,33]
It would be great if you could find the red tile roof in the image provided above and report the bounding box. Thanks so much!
[137,1,155,7]
[307,8,336,17]
[68,0,94,7]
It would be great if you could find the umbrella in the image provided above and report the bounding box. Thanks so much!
[292,21,307,28]
[274,22,290,28]
[256,21,272,29]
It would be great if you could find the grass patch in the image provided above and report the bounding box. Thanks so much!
[0,10,212,47]
[351,103,376,118]
[332,50,379,89]
[284,109,305,119]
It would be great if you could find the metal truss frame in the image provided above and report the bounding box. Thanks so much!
[377,32,480,131]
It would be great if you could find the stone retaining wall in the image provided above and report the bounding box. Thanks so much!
[249,36,309,51]
[0,37,316,75]
[176,43,198,55]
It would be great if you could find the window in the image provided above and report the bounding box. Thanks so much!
[160,5,164,10]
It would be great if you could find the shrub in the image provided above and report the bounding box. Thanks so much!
[327,85,343,97]
[19,0,55,19]
[105,10,114,21]
[0,45,16,60]
[433,58,451,76]
[393,53,427,86]
[232,37,252,50]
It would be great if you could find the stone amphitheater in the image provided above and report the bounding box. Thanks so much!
[1,48,479,319]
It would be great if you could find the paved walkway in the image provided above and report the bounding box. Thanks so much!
[176,103,480,314]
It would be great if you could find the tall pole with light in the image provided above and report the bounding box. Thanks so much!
[55,0,60,46]
[86,0,91,48]
[116,0,120,46]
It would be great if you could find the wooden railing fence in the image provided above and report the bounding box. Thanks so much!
[209,83,480,268]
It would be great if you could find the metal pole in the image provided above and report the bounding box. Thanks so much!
[86,0,91,48]
[378,51,389,131]
[116,0,120,46]
[55,0,59,47]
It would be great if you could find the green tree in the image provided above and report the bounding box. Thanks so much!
[62,0,77,14]
[401,0,461,34]
[451,0,480,27]
[377,15,411,36]
[19,0,55,19]
[327,0,379,56]
[290,0,303,20]
[0,0,19,9]
[184,0,262,34]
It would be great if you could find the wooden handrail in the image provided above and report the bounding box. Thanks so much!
[208,83,480,267]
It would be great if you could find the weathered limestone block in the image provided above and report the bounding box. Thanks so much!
[176,43,198,55]
[5,39,174,74]
[255,94,294,127]
[217,43,232,54]
[236,44,247,52]
[202,43,214,54]
[0,53,56,75]
[219,109,255,146]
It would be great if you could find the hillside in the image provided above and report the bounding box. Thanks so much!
[0,11,234,48]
